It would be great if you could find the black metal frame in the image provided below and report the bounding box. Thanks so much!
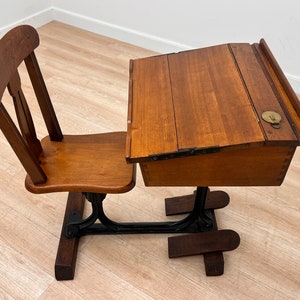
[65,186,214,238]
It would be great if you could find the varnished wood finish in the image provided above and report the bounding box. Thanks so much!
[168,230,240,258]
[25,132,135,194]
[0,24,136,280]
[140,145,296,186]
[166,188,230,276]
[127,41,300,186]
[0,26,47,184]
[230,43,297,142]
[55,192,85,280]
[167,45,264,149]
[0,25,39,97]
[258,39,300,129]
[165,190,230,216]
[25,51,63,142]
[7,71,43,158]
[0,99,47,184]
[203,250,225,276]
[127,38,300,277]
[0,22,299,299]
[0,24,135,194]
[0,26,63,185]
[255,41,300,140]
[203,209,225,276]
[127,56,178,159]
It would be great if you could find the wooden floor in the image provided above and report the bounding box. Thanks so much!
[0,21,300,299]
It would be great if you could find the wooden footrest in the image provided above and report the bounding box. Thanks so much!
[168,229,240,258]
[165,190,230,216]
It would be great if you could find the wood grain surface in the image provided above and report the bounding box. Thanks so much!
[0,21,299,299]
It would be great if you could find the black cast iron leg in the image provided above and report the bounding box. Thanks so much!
[57,189,239,280]
[193,186,214,231]
[65,192,107,238]
[65,187,214,237]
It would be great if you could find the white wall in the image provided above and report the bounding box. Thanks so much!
[0,0,51,33]
[54,0,300,93]
[0,0,299,92]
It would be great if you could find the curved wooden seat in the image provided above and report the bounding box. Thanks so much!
[25,132,135,194]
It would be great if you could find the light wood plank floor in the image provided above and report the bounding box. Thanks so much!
[0,21,299,299]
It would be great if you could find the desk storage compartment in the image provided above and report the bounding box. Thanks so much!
[126,39,300,187]
[139,144,296,186]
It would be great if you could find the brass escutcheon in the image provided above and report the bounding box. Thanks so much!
[262,111,282,129]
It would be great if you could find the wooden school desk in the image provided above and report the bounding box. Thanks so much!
[125,39,300,275]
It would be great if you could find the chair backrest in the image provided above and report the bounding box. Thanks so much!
[0,25,63,184]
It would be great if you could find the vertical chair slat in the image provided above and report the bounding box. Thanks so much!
[0,102,46,184]
[7,70,43,157]
[25,52,63,141]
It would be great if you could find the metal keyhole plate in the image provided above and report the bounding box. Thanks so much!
[262,111,282,129]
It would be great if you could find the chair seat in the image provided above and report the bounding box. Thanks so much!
[25,132,135,194]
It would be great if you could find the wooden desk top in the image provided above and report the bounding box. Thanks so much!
[126,39,300,163]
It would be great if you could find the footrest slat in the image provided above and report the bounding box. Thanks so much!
[165,190,230,216]
[168,229,240,258]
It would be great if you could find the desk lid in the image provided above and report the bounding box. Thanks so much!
[126,39,300,163]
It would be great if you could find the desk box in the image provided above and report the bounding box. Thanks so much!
[126,39,300,186]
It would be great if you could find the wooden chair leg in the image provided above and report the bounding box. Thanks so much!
[55,192,85,280]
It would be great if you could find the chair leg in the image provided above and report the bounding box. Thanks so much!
[55,192,85,280]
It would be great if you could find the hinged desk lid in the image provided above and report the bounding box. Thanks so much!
[126,39,300,163]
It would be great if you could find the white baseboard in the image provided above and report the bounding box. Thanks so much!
[51,7,300,94]
[1,7,299,94]
[0,8,53,37]
[52,7,193,54]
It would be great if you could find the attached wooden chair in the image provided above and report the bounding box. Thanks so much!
[0,25,136,280]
